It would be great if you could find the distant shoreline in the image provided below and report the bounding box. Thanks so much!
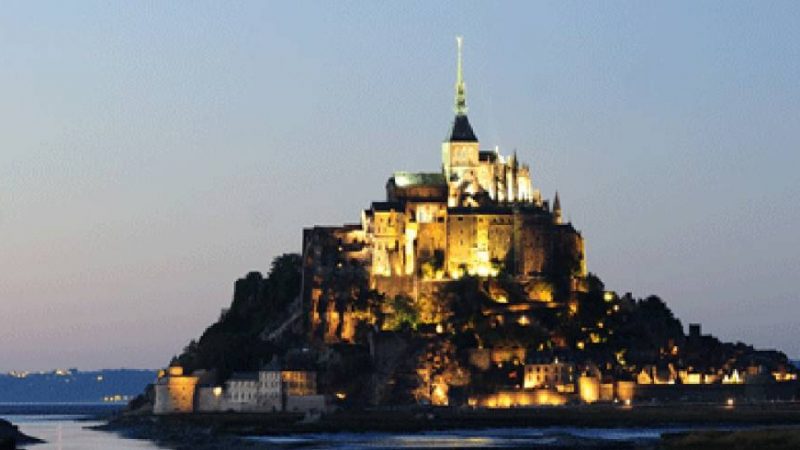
[0,402,123,418]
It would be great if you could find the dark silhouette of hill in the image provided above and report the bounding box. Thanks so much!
[161,253,795,407]
[172,254,303,381]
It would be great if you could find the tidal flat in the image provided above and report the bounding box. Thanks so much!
[95,403,800,449]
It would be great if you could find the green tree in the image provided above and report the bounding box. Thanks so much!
[172,253,302,380]
[386,295,419,330]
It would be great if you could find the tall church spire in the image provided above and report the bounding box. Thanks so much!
[454,36,467,116]
[553,192,563,224]
[446,36,477,142]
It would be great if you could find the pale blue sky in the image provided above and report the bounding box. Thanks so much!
[1,1,799,370]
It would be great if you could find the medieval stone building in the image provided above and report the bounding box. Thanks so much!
[303,38,587,343]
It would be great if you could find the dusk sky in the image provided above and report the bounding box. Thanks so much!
[1,1,799,371]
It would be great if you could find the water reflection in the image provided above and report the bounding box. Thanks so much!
[5,415,166,450]
[247,426,683,449]
[4,414,739,450]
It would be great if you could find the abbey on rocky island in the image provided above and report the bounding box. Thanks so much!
[302,38,586,343]
[153,38,797,414]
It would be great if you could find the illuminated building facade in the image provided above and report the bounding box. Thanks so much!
[222,369,319,412]
[524,359,575,391]
[303,38,587,343]
[153,366,198,415]
[156,366,321,414]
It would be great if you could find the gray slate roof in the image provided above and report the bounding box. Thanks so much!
[447,114,478,142]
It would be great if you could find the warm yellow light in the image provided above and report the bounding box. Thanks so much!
[335,392,347,400]
[773,372,798,382]
[722,369,743,384]
[568,302,578,316]
[432,383,449,406]
[436,323,444,334]
[213,386,223,397]
[683,373,702,385]
[579,376,600,403]
[518,315,530,326]
[726,398,735,407]
[576,341,585,350]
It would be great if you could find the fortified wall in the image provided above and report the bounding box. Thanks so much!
[301,38,586,343]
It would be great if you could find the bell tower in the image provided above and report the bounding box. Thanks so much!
[442,36,479,191]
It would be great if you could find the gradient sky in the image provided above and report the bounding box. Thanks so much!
[1,1,799,371]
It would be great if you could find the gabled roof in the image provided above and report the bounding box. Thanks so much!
[447,114,478,142]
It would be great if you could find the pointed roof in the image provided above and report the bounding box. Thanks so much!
[447,37,478,143]
[553,191,561,212]
[448,114,478,142]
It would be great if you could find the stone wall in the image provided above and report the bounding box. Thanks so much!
[285,394,327,413]
[153,373,198,414]
[195,387,225,412]
[635,381,799,403]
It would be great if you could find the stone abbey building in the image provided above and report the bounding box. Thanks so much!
[303,38,587,343]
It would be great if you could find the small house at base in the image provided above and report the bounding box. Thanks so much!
[153,365,325,414]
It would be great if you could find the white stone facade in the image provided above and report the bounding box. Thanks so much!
[524,362,575,390]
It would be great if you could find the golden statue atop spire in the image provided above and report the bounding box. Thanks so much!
[454,36,467,116]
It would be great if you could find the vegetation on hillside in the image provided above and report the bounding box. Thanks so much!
[172,253,302,380]
[161,249,793,406]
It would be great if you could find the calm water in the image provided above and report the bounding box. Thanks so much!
[7,418,676,449]
[1,404,166,450]
[5,415,167,450]
[2,414,682,449]
[247,426,704,449]
[1,404,742,449]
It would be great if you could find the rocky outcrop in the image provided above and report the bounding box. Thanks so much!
[0,419,43,450]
